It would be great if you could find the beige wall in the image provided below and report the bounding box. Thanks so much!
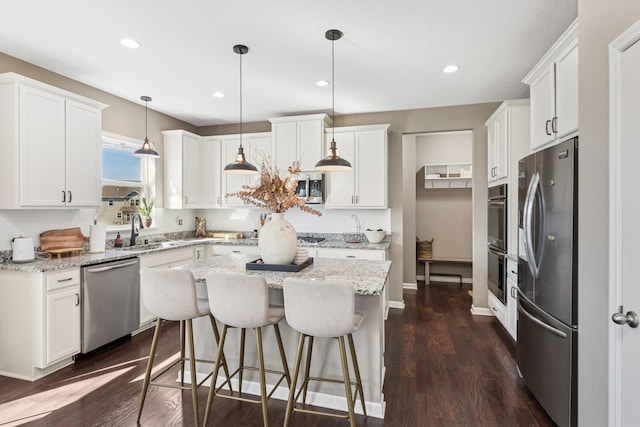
[578,2,640,424]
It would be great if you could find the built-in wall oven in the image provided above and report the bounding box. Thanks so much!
[488,184,507,303]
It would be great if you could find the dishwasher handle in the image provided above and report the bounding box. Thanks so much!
[85,259,139,273]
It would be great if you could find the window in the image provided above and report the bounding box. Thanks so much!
[97,132,153,228]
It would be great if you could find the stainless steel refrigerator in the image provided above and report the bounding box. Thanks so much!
[517,137,578,427]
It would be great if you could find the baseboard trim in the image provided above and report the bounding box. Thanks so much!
[388,300,405,310]
[429,275,473,284]
[403,282,418,290]
[182,371,385,419]
[471,305,493,316]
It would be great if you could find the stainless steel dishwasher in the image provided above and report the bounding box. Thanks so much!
[81,257,140,353]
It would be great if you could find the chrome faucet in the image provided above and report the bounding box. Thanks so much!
[130,212,144,246]
[351,214,361,234]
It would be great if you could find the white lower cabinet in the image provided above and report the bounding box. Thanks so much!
[44,269,81,367]
[506,258,518,341]
[488,291,507,327]
[138,248,197,327]
[488,258,518,341]
[316,248,388,260]
[0,267,81,380]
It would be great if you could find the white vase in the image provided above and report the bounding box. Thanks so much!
[259,212,297,264]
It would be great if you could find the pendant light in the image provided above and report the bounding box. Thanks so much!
[315,29,352,171]
[133,96,160,158]
[224,44,258,174]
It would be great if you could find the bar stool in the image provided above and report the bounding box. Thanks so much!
[137,268,231,427]
[282,278,367,427]
[203,272,291,427]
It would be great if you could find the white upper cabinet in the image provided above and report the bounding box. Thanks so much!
[324,124,389,209]
[163,130,205,209]
[485,100,530,186]
[269,114,332,172]
[523,19,578,151]
[0,73,106,208]
[486,107,509,183]
[202,137,222,208]
[220,132,272,208]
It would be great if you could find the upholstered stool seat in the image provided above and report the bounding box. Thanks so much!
[136,268,231,427]
[203,272,291,427]
[282,278,367,427]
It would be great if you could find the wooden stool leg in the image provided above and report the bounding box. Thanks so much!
[255,327,269,427]
[273,323,291,387]
[186,319,200,427]
[137,319,163,422]
[180,319,186,386]
[239,328,246,395]
[284,333,305,427]
[204,324,229,425]
[208,314,232,392]
[302,335,314,407]
[338,336,356,427]
[348,333,367,417]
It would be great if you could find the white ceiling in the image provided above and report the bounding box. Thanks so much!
[0,0,577,127]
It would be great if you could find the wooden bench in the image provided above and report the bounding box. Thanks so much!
[418,257,472,286]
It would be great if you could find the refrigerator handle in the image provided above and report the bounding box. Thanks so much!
[517,304,567,338]
[523,171,540,278]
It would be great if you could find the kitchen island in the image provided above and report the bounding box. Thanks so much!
[177,253,391,419]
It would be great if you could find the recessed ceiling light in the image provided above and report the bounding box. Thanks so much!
[316,80,329,87]
[443,65,459,73]
[120,38,140,49]
[212,92,225,98]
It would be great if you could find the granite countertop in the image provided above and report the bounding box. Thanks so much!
[178,253,392,296]
[0,233,391,273]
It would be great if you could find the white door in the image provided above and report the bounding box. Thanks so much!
[609,21,640,426]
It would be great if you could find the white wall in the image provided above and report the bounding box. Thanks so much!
[198,207,391,235]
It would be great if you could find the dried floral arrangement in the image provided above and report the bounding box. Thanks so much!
[228,161,322,216]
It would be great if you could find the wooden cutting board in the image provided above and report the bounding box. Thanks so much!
[40,227,89,253]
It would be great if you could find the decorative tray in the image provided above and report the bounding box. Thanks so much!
[246,257,313,272]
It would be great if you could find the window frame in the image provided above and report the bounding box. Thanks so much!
[99,131,155,230]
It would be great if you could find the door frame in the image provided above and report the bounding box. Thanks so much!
[608,18,640,427]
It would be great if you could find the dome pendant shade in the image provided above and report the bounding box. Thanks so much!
[315,139,352,170]
[133,95,160,158]
[224,145,258,173]
[315,29,352,171]
[224,44,258,174]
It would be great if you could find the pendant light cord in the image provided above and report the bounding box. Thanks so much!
[239,49,243,148]
[144,99,148,141]
[331,35,335,143]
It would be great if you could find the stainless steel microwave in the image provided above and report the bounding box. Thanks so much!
[295,172,324,204]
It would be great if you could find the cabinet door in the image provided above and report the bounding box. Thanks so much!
[203,138,222,208]
[324,132,356,207]
[273,121,297,172]
[355,130,387,207]
[182,134,203,207]
[555,42,579,139]
[529,64,556,150]
[297,119,323,171]
[246,135,272,167]
[46,286,81,365]
[19,84,66,206]
[65,100,101,207]
[494,110,508,181]
[487,120,497,182]
[507,277,518,340]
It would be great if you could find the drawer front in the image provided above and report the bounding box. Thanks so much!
[139,248,194,268]
[46,268,80,291]
[507,258,518,282]
[211,245,260,256]
[316,248,386,260]
[488,291,507,327]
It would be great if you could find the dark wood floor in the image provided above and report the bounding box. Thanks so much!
[0,283,555,426]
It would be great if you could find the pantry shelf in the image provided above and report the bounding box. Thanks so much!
[424,163,472,189]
